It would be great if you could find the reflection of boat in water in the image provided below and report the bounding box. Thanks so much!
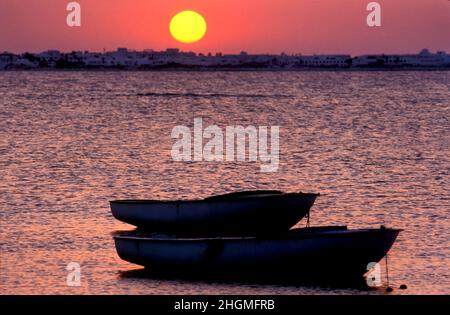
[110,190,319,236]
[113,226,401,281]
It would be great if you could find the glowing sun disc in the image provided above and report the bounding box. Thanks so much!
[170,11,207,44]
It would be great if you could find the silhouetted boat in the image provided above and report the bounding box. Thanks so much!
[110,190,319,236]
[113,226,401,281]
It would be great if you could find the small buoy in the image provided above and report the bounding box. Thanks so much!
[386,287,393,292]
[399,284,407,290]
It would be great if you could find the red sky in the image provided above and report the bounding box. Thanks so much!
[1,0,449,55]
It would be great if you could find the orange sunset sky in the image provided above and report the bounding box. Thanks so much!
[1,0,449,55]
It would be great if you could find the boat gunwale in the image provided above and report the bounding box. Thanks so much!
[113,227,402,242]
[110,191,320,205]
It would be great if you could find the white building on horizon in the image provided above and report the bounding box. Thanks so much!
[352,49,449,67]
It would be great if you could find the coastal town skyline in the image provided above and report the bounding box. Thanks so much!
[4,45,450,56]
[2,47,449,70]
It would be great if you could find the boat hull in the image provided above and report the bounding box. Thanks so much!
[110,191,318,236]
[114,227,401,282]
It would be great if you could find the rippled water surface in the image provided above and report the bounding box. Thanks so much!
[0,71,449,294]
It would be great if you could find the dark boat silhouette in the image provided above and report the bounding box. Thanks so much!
[110,190,319,236]
[113,226,401,281]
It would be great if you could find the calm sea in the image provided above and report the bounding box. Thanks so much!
[0,71,449,294]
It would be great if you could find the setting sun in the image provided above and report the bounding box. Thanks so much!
[170,11,207,44]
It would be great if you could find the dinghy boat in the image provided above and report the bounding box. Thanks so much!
[110,190,319,236]
[113,226,401,282]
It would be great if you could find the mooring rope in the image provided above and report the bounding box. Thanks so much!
[385,253,393,292]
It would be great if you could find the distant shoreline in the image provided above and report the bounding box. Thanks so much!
[1,66,449,72]
[2,48,449,71]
